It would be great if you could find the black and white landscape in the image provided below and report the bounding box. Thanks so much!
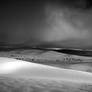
[1,0,92,92]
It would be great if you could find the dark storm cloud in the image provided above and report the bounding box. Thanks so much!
[1,0,92,49]
[0,0,47,45]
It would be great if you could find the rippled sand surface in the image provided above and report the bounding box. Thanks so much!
[0,76,92,92]
[0,49,92,92]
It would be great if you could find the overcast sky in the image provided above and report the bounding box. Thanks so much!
[1,0,92,49]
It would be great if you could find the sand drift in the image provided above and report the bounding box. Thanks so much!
[0,57,92,84]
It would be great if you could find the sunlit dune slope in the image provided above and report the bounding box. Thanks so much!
[0,57,92,84]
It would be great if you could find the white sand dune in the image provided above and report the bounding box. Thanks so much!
[0,57,92,84]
